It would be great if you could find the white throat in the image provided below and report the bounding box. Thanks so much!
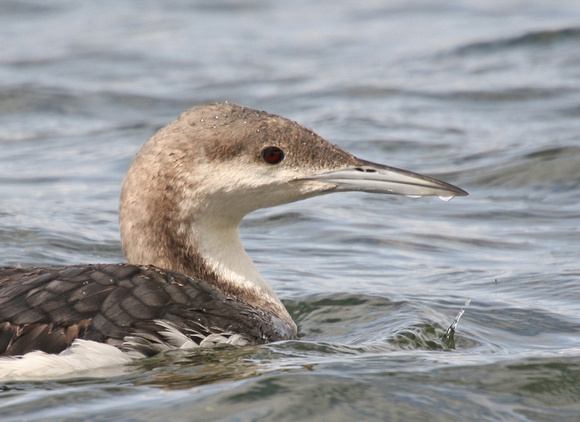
[193,221,277,299]
[187,211,292,323]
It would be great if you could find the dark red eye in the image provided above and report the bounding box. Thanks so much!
[261,146,284,165]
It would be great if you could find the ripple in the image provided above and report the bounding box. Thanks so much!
[451,27,580,56]
[464,145,580,189]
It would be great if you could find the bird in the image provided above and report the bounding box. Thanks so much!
[0,103,467,378]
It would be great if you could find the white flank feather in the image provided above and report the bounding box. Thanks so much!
[0,340,142,381]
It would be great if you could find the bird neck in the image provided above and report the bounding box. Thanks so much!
[187,218,287,314]
[120,197,293,326]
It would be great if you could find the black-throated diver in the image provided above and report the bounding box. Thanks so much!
[0,104,467,377]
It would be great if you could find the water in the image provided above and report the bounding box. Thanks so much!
[1,0,580,420]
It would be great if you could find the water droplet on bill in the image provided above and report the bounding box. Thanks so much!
[438,196,454,202]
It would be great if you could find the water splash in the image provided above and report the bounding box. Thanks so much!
[442,298,471,347]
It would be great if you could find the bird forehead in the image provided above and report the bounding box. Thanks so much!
[170,104,360,170]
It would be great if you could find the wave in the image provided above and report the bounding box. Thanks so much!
[463,146,580,189]
[450,27,580,56]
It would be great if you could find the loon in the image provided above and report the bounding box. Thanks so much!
[0,104,467,378]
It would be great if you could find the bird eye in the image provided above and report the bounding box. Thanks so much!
[261,146,285,165]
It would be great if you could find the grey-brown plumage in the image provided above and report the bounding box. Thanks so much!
[0,103,467,362]
[0,264,291,356]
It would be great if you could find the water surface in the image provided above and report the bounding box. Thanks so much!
[1,1,580,420]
